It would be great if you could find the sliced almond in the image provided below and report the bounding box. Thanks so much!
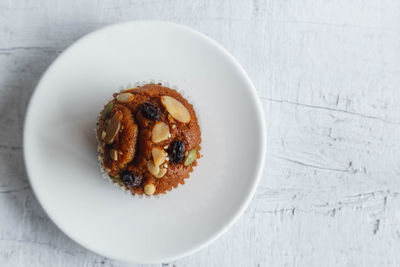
[104,111,122,144]
[154,168,167,179]
[116,92,134,103]
[147,160,160,176]
[161,96,191,123]
[110,149,118,161]
[151,122,170,143]
[101,131,106,140]
[144,183,156,196]
[152,146,167,166]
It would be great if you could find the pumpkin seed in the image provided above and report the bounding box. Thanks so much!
[102,101,114,119]
[110,176,124,187]
[184,149,198,166]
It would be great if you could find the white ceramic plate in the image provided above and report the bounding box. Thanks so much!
[24,21,266,263]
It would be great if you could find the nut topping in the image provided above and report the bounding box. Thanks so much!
[154,168,167,178]
[116,92,134,103]
[152,146,167,166]
[110,149,118,161]
[161,96,191,123]
[147,160,160,176]
[144,183,156,196]
[151,122,170,143]
[104,111,122,144]
[184,149,198,166]
[102,101,114,119]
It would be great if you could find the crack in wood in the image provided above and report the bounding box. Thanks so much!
[274,155,350,173]
[0,46,63,56]
[0,238,76,255]
[373,219,380,234]
[0,186,30,194]
[260,96,400,126]
[0,144,22,151]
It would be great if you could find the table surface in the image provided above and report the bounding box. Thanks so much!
[1,0,400,266]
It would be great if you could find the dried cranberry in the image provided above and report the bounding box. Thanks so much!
[139,102,161,121]
[168,141,185,163]
[121,171,142,188]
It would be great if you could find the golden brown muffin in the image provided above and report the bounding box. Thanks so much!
[96,84,201,196]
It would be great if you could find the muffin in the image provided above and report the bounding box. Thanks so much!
[96,84,201,196]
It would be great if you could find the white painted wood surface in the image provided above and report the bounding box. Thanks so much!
[1,0,400,266]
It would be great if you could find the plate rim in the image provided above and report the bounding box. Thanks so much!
[23,20,267,263]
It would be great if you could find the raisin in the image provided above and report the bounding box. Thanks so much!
[120,171,142,188]
[168,140,185,163]
[139,102,161,121]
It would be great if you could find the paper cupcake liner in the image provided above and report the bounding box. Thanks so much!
[95,79,202,198]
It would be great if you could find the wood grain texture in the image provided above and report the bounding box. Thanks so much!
[1,0,400,266]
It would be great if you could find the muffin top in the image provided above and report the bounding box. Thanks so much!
[97,84,201,196]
